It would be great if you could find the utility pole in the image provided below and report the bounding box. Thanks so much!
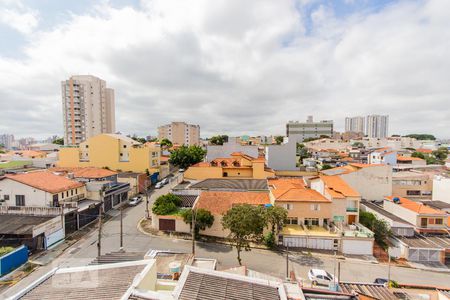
[192,209,196,256]
[97,204,103,258]
[337,261,341,284]
[333,251,337,286]
[120,204,123,250]
[388,252,391,287]
[145,178,150,219]
[286,242,289,280]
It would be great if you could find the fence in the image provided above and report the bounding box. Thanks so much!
[0,245,28,277]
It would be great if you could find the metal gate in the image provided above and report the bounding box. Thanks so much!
[159,219,176,231]
[408,248,441,262]
[283,236,334,250]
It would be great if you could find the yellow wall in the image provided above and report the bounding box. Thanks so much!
[223,168,253,178]
[184,166,223,180]
[58,134,160,173]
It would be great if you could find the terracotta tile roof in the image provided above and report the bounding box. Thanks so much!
[5,171,84,193]
[269,178,330,202]
[160,155,170,162]
[50,167,117,179]
[349,163,384,168]
[8,150,46,158]
[386,196,446,215]
[397,155,425,161]
[230,152,257,161]
[320,175,360,198]
[416,148,433,154]
[195,191,270,214]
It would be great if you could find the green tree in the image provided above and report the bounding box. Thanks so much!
[303,137,320,143]
[131,136,147,143]
[152,194,182,215]
[160,138,173,149]
[321,164,332,170]
[209,135,228,145]
[352,142,364,148]
[222,204,266,265]
[432,147,448,163]
[411,152,425,159]
[181,208,215,238]
[359,211,391,250]
[274,136,284,145]
[52,138,64,145]
[404,134,436,140]
[169,145,206,169]
[296,143,311,163]
[264,205,288,236]
[319,135,330,139]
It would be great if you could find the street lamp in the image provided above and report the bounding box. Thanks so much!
[192,208,197,256]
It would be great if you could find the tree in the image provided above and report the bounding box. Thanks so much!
[296,143,311,163]
[303,137,320,143]
[359,211,391,250]
[404,134,436,140]
[152,194,182,215]
[160,138,173,149]
[210,135,228,145]
[321,164,332,170]
[52,138,64,145]
[411,152,425,159]
[432,147,448,163]
[169,145,206,169]
[222,204,266,265]
[319,135,330,139]
[274,136,284,145]
[264,205,288,236]
[181,208,215,238]
[131,136,147,144]
[352,142,364,148]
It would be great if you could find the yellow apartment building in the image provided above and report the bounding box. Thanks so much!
[58,134,161,174]
[184,152,275,180]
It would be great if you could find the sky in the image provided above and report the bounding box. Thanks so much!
[0,0,449,139]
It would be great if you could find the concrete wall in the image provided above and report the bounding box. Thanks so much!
[265,141,297,171]
[340,166,392,201]
[341,238,373,255]
[383,200,418,226]
[432,176,450,203]
[207,139,258,162]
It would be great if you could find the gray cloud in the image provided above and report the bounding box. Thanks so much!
[0,0,449,139]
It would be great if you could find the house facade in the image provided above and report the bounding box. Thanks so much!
[368,148,397,165]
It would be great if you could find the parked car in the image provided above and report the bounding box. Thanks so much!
[161,178,169,185]
[155,182,163,189]
[374,278,388,286]
[308,269,336,286]
[129,196,143,206]
[179,168,185,173]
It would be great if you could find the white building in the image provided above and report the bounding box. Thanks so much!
[62,75,116,145]
[345,116,365,133]
[432,175,450,204]
[158,122,200,146]
[366,115,389,138]
[265,140,297,171]
[368,147,397,166]
[286,116,333,143]
[207,138,258,162]
[0,134,14,150]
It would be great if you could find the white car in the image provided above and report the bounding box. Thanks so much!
[129,196,143,206]
[178,168,185,173]
[308,268,336,286]
[161,178,169,185]
[155,182,163,189]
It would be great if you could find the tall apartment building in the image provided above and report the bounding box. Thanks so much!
[158,122,200,146]
[286,116,333,143]
[366,115,389,138]
[61,75,116,145]
[345,116,365,133]
[0,134,14,149]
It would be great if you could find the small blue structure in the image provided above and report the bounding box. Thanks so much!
[0,245,28,277]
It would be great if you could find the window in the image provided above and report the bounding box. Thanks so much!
[286,217,298,225]
[123,145,127,148]
[310,204,320,211]
[52,194,59,207]
[66,191,69,197]
[71,190,74,196]
[3,195,9,201]
[406,190,421,196]
[435,218,443,225]
[15,195,25,206]
[283,204,293,210]
[61,192,64,199]
[305,218,319,226]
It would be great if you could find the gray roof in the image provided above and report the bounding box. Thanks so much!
[361,201,413,226]
[339,282,397,300]
[419,200,450,210]
[189,179,268,191]
[176,194,198,208]
[178,270,282,300]
[398,235,450,249]
[0,214,54,235]
[19,264,145,300]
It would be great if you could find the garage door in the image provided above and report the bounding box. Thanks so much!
[159,219,176,231]
[283,237,334,250]
[409,248,441,262]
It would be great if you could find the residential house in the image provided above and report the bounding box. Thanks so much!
[396,155,426,166]
[384,196,448,234]
[368,147,397,165]
[117,172,148,197]
[433,174,450,204]
[392,171,433,199]
[57,133,161,174]
[206,138,258,162]
[184,152,275,180]
[321,163,392,201]
[305,138,350,151]
[265,139,297,171]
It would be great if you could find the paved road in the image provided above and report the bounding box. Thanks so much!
[2,177,450,297]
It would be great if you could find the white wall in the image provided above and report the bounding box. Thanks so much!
[432,176,450,203]
[206,139,258,161]
[341,238,373,255]
[265,140,297,171]
[0,178,52,206]
[383,200,418,226]
[340,166,392,201]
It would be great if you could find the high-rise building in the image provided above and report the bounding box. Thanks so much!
[286,116,333,142]
[366,115,389,138]
[61,75,115,145]
[0,134,14,149]
[345,116,365,133]
[158,122,200,146]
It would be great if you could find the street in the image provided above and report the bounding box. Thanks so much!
[2,178,450,298]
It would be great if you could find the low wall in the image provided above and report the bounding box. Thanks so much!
[0,245,28,277]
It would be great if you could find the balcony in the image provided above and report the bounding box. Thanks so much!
[346,207,358,212]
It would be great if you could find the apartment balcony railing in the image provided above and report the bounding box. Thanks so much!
[63,193,85,203]
[346,207,358,212]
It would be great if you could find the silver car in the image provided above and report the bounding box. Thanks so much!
[308,268,336,286]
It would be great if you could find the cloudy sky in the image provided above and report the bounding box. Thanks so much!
[0,0,449,139]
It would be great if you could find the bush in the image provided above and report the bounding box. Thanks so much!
[264,232,276,249]
[0,246,14,257]
[152,194,182,215]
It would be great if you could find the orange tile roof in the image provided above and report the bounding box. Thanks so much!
[397,156,424,161]
[269,178,330,202]
[8,150,46,158]
[386,196,446,215]
[320,175,360,198]
[50,167,117,179]
[5,171,84,194]
[195,191,270,214]
[416,148,432,154]
[349,163,384,168]
[160,155,170,162]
